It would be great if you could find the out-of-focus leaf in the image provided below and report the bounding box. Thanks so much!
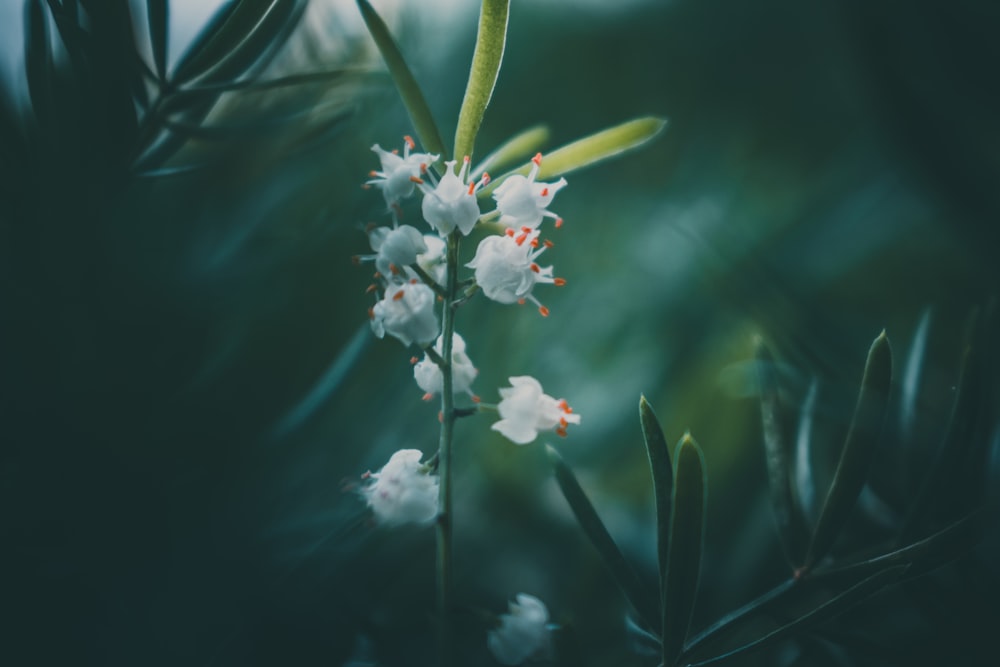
[545,445,659,634]
[639,396,672,611]
[162,106,349,141]
[804,331,892,570]
[454,0,509,162]
[663,433,706,666]
[684,566,907,667]
[795,378,819,522]
[471,125,549,180]
[163,68,357,112]
[356,0,446,160]
[481,116,667,196]
[171,0,270,84]
[24,0,52,126]
[147,0,169,80]
[900,307,932,440]
[755,339,809,568]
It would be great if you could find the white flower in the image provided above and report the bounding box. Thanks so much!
[418,157,490,236]
[413,333,478,401]
[361,449,439,526]
[492,376,580,445]
[493,153,567,230]
[487,594,553,665]
[415,233,447,285]
[466,229,564,316]
[364,224,428,277]
[367,136,439,207]
[370,279,439,347]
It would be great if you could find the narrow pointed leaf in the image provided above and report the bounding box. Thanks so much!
[794,378,820,522]
[454,0,509,162]
[163,68,355,111]
[755,339,809,567]
[804,331,892,570]
[471,124,549,179]
[639,396,673,609]
[685,566,907,667]
[24,0,52,126]
[356,0,446,159]
[147,0,169,79]
[663,433,706,666]
[172,0,270,84]
[546,445,660,633]
[481,116,667,196]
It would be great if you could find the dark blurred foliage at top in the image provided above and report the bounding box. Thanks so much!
[0,0,998,666]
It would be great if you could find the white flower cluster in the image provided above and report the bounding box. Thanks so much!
[361,449,439,527]
[487,593,553,665]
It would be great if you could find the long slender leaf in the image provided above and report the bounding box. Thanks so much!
[171,0,271,84]
[163,68,357,111]
[545,445,659,633]
[454,0,509,162]
[795,378,820,522]
[356,0,446,160]
[481,116,667,196]
[147,0,169,80]
[804,331,892,570]
[639,396,673,615]
[471,124,549,179]
[685,566,907,667]
[663,433,706,666]
[755,339,809,568]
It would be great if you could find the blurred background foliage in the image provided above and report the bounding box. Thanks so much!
[1,0,998,665]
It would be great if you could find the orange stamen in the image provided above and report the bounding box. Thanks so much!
[351,255,362,265]
[404,135,415,149]
[556,427,567,438]
[471,395,481,403]
[541,188,549,197]
[532,153,543,166]
[515,232,528,246]
[468,181,476,195]
[555,218,564,228]
[410,357,419,364]
[530,238,539,248]
[368,170,378,177]
[367,307,375,320]
[505,228,515,237]
[410,175,424,184]
[366,284,377,293]
[392,290,405,301]
[530,263,540,273]
[422,393,434,401]
[554,278,566,286]
[389,263,399,275]
[544,239,554,248]
[539,306,550,317]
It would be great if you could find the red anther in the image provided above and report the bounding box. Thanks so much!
[437,295,444,302]
[404,135,415,149]
[420,163,428,173]
[515,232,528,246]
[558,399,568,410]
[463,155,471,163]
[367,307,375,320]
[530,238,539,248]
[351,255,362,265]
[410,357,419,364]
[544,239,555,248]
[521,226,531,232]
[410,175,424,184]
[538,306,550,317]
[391,148,399,154]
[471,395,481,403]
[556,427,567,438]
[505,228,515,237]
[517,298,526,305]
[467,181,476,195]
[392,290,405,301]
[422,393,434,401]
[365,284,377,293]
[410,278,418,284]
[554,278,567,286]
[532,152,543,166]
[530,263,540,273]
[368,170,378,177]
[555,218,564,228]
[541,188,549,197]
[482,172,491,183]
[373,271,382,279]
[389,263,399,275]
[559,417,568,427]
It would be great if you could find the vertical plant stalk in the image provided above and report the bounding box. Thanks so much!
[436,232,461,667]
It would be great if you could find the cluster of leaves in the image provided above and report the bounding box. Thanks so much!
[550,320,993,666]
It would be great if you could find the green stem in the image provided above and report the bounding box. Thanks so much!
[436,231,460,667]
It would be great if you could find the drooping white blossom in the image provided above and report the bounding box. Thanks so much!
[367,136,439,207]
[466,228,564,316]
[413,333,478,401]
[418,157,490,236]
[487,594,553,665]
[361,449,439,527]
[370,278,439,347]
[363,224,428,277]
[492,376,581,445]
[493,153,567,230]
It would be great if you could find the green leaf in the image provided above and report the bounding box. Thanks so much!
[684,566,907,667]
[454,0,509,163]
[471,124,549,180]
[24,0,52,126]
[755,339,809,568]
[147,0,169,80]
[794,378,820,522]
[481,116,667,196]
[171,0,269,84]
[638,396,673,618]
[356,0,447,160]
[546,445,660,634]
[663,433,706,666]
[163,68,355,111]
[804,331,892,570]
